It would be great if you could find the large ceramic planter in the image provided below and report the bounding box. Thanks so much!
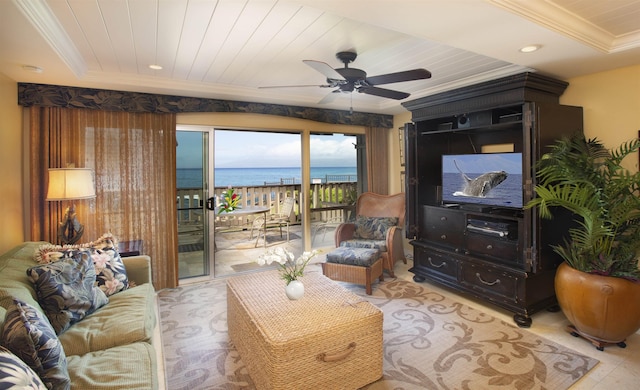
[555,262,640,349]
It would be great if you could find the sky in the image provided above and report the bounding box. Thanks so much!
[442,152,522,174]
[176,130,357,169]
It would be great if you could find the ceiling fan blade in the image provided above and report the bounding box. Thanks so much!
[358,86,410,100]
[318,90,340,104]
[303,60,346,81]
[365,69,431,86]
[258,84,332,89]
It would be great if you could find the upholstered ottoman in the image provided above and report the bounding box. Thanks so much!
[227,270,383,390]
[322,247,383,295]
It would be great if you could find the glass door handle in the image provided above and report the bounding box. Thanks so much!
[206,197,216,210]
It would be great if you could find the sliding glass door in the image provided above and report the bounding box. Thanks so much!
[176,129,211,280]
[213,130,302,277]
[176,127,360,283]
[309,133,358,250]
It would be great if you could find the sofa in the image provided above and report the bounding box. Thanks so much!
[0,239,164,390]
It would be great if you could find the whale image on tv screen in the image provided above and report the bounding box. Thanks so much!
[442,153,523,209]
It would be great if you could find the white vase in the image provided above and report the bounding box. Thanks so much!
[285,280,304,300]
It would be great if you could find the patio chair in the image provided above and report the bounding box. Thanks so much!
[331,192,406,277]
[250,197,295,246]
[312,216,343,245]
[267,197,296,240]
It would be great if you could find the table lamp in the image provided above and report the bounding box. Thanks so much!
[46,167,96,244]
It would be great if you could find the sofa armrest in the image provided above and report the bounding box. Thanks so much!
[122,255,153,286]
[334,223,356,247]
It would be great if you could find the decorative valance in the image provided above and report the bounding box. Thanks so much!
[18,82,393,128]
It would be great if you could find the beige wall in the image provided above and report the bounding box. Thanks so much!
[1,65,638,254]
[560,64,640,172]
[178,112,365,135]
[0,75,24,253]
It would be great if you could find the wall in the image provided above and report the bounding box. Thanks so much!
[0,75,23,253]
[561,64,640,172]
[178,112,365,134]
[2,65,637,255]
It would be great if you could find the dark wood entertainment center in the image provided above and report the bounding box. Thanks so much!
[402,72,583,327]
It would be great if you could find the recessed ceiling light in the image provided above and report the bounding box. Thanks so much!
[22,65,43,73]
[149,64,163,70]
[519,45,542,53]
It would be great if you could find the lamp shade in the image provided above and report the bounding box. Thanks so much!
[46,168,96,200]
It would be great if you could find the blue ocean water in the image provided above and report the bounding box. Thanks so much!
[441,172,523,208]
[177,167,357,188]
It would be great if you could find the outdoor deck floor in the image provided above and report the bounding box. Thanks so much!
[177,222,339,281]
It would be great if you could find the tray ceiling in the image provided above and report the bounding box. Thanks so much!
[1,0,638,115]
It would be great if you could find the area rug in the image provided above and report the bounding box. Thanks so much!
[158,270,598,390]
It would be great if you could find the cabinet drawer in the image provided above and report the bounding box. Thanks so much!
[460,262,520,302]
[423,207,465,247]
[465,233,518,261]
[416,247,458,281]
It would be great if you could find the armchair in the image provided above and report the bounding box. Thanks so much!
[334,192,406,277]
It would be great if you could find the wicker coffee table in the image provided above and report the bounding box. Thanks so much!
[227,270,383,390]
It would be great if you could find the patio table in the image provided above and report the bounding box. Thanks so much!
[216,206,270,247]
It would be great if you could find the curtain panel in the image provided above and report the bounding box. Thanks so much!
[27,107,178,290]
[365,127,390,195]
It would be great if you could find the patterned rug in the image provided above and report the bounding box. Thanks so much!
[158,270,598,390]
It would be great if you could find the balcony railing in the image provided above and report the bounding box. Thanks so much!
[265,174,357,185]
[177,182,357,228]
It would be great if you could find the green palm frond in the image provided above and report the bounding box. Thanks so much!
[527,133,640,280]
[528,184,599,219]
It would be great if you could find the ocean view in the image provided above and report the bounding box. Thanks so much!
[177,167,357,188]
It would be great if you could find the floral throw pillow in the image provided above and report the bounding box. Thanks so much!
[36,233,130,296]
[0,346,47,390]
[85,234,130,295]
[27,248,109,335]
[353,216,399,240]
[0,300,70,390]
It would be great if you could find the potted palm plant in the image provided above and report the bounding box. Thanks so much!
[527,132,640,350]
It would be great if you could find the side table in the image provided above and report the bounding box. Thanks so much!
[118,240,143,257]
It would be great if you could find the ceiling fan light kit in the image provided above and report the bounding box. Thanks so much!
[261,51,431,104]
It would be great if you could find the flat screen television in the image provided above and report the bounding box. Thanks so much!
[441,152,523,209]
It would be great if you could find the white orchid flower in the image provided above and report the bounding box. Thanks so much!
[255,247,317,284]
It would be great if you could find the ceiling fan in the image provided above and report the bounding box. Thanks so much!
[260,51,431,104]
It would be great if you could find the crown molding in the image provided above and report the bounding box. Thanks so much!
[12,0,87,77]
[488,0,640,53]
